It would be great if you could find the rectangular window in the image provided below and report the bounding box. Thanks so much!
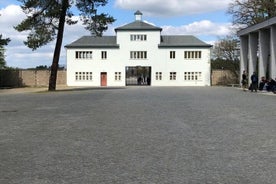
[75,51,93,59]
[170,51,176,59]
[184,72,202,81]
[184,51,202,59]
[155,72,162,80]
[101,51,107,59]
[170,72,176,80]
[75,72,93,81]
[130,34,147,41]
[130,51,147,59]
[115,72,121,81]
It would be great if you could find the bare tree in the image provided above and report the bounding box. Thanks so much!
[211,35,240,81]
[228,0,276,27]
[212,35,240,61]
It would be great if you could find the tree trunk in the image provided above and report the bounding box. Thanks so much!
[48,0,68,91]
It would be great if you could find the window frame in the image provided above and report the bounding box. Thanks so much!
[169,72,177,80]
[130,51,147,59]
[184,72,202,81]
[75,51,93,59]
[184,51,202,59]
[115,72,122,81]
[101,51,107,59]
[155,72,162,80]
[170,51,176,59]
[130,34,147,41]
[75,72,93,81]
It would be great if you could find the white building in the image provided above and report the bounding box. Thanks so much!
[65,11,212,87]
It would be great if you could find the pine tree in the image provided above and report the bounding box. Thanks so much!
[15,0,115,91]
[0,15,10,69]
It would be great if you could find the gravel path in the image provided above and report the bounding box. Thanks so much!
[0,87,275,184]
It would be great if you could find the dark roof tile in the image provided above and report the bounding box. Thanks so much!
[159,35,212,48]
[65,36,119,48]
[115,21,162,31]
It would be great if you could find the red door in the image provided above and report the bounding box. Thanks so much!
[101,72,107,86]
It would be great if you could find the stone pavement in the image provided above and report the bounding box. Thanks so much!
[0,87,275,184]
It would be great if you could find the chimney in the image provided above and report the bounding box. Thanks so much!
[134,10,142,21]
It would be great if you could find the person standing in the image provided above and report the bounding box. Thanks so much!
[241,70,248,91]
[250,72,258,92]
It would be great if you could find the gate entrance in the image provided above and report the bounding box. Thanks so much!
[126,66,151,86]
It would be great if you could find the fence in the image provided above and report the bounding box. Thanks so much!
[0,69,66,87]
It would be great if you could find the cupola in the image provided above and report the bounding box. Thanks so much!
[134,10,142,21]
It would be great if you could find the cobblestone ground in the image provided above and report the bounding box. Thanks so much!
[0,87,275,184]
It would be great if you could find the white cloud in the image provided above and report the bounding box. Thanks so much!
[161,20,233,37]
[115,0,232,17]
[0,5,26,36]
[0,4,23,19]
[0,5,91,68]
[0,3,232,68]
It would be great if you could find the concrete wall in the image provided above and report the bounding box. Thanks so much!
[211,69,239,86]
[0,69,66,87]
[0,69,235,87]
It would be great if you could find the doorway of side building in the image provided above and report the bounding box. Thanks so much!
[125,66,151,86]
[101,72,107,86]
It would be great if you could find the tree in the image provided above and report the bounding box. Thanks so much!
[15,0,115,91]
[0,35,11,69]
[211,35,240,82]
[0,15,11,69]
[35,65,49,70]
[212,35,240,62]
[228,0,276,27]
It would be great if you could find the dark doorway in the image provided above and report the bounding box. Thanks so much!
[125,66,151,86]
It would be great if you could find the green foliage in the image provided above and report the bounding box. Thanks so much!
[15,0,115,50]
[1,12,11,68]
[211,59,239,71]
[83,13,115,36]
[15,0,115,90]
[0,34,11,69]
[35,65,49,70]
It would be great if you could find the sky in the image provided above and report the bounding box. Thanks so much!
[0,0,234,69]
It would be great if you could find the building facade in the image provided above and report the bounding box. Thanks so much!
[238,16,276,83]
[65,11,212,87]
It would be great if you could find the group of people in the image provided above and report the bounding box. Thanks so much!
[241,70,276,93]
[137,76,151,85]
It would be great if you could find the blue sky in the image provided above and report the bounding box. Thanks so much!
[0,0,233,68]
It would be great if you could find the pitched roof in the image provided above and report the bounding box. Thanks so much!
[115,21,162,32]
[159,35,212,48]
[65,36,119,48]
[65,35,212,48]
